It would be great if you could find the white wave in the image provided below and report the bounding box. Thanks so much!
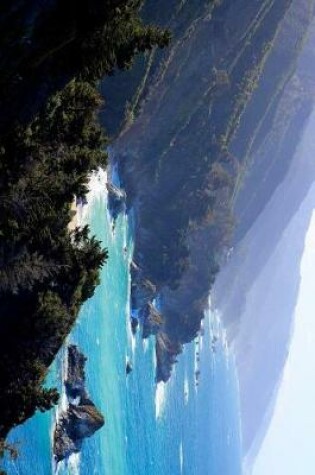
[68,168,108,233]
[60,347,69,412]
[126,315,136,357]
[54,346,68,427]
[81,168,108,225]
[184,376,189,405]
[68,452,81,475]
[199,335,203,352]
[51,430,58,475]
[131,331,137,356]
[155,382,167,419]
[53,449,81,475]
[122,213,129,250]
[54,458,62,475]
[125,230,137,358]
[126,295,136,359]
[52,347,70,475]
[142,338,149,353]
[128,319,136,357]
[87,168,108,199]
[179,441,184,473]
[152,342,157,369]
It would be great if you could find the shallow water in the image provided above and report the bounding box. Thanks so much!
[4,171,242,475]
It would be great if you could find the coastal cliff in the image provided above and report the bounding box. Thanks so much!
[103,0,315,385]
[100,2,315,464]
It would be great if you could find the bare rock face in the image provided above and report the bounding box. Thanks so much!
[130,260,157,311]
[53,346,104,463]
[155,332,182,383]
[141,302,164,338]
[131,278,157,310]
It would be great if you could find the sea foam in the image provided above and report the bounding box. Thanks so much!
[184,376,189,405]
[68,452,80,475]
[179,441,183,473]
[155,382,167,419]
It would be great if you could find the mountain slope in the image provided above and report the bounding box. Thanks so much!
[106,0,312,382]
[214,54,315,470]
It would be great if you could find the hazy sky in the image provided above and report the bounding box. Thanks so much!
[253,211,315,475]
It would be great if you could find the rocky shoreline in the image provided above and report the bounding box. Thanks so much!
[53,345,104,463]
[129,256,184,381]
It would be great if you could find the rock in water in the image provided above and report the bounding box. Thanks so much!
[54,401,104,462]
[65,345,87,400]
[130,316,139,335]
[53,346,105,462]
[126,360,133,375]
[67,401,104,439]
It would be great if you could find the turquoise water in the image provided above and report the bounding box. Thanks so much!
[4,171,242,475]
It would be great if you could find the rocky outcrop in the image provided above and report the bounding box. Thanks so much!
[130,316,139,335]
[108,0,309,385]
[155,333,182,383]
[130,261,162,338]
[141,302,164,338]
[54,400,104,462]
[65,345,87,400]
[126,360,133,375]
[106,182,126,220]
[131,278,157,310]
[53,345,104,463]
[130,261,157,310]
[129,260,163,337]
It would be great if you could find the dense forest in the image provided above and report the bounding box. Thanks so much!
[0,0,169,466]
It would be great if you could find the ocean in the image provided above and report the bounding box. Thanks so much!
[4,170,242,475]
